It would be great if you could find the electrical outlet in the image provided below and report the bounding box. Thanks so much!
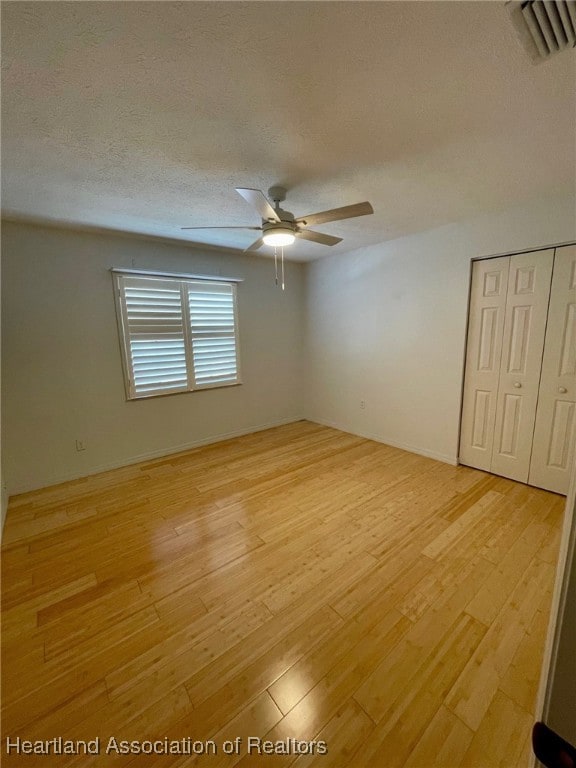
[75,440,86,452]
[360,400,366,410]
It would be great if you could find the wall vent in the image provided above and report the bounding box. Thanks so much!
[508,1,576,62]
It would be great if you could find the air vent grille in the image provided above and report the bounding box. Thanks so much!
[509,1,576,61]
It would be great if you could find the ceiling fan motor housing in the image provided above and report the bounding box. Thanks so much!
[262,209,296,233]
[262,219,296,237]
[261,196,297,245]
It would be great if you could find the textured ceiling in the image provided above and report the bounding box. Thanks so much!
[2,1,575,262]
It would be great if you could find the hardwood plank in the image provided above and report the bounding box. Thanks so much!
[105,600,272,701]
[447,555,555,730]
[422,491,506,560]
[176,691,283,768]
[268,609,410,716]
[354,605,487,727]
[2,605,161,730]
[465,520,551,626]
[498,591,554,714]
[235,611,411,768]
[459,690,534,768]
[65,685,193,768]
[404,705,474,768]
[290,700,374,768]
[438,474,500,523]
[0,422,564,768]
[12,681,109,742]
[2,574,98,643]
[353,614,486,768]
[185,605,342,706]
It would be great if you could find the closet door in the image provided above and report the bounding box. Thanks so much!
[490,249,554,483]
[529,245,576,494]
[459,257,510,472]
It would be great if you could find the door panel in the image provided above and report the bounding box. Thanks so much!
[491,249,554,483]
[459,257,509,470]
[529,245,576,494]
[547,401,574,468]
[498,393,522,456]
[478,307,499,371]
[559,303,576,376]
[507,304,532,373]
[471,390,491,448]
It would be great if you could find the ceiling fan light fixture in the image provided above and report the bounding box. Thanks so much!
[262,229,295,247]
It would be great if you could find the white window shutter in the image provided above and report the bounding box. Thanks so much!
[115,273,240,399]
[187,282,240,388]
[119,276,189,397]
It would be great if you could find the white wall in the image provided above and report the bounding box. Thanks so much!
[304,191,576,464]
[1,222,305,494]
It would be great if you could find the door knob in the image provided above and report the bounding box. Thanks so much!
[513,382,522,388]
[558,387,568,394]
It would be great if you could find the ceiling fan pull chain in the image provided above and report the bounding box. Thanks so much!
[274,247,278,286]
[281,246,285,291]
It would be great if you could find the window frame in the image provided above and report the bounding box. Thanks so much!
[113,270,242,401]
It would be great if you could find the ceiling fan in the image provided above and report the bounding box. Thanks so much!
[181,186,374,252]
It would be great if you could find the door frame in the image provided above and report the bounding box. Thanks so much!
[457,242,575,473]
[531,465,576,765]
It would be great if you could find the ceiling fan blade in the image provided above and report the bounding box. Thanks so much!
[295,201,373,227]
[181,225,261,230]
[296,229,342,246]
[236,188,281,223]
[244,236,265,252]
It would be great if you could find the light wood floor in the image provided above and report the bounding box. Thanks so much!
[1,421,565,767]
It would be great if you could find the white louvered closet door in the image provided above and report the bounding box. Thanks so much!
[529,245,576,494]
[459,257,510,472]
[490,249,554,483]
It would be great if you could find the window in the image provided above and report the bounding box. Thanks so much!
[113,271,241,399]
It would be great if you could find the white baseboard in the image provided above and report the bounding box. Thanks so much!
[8,416,305,496]
[307,416,458,466]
